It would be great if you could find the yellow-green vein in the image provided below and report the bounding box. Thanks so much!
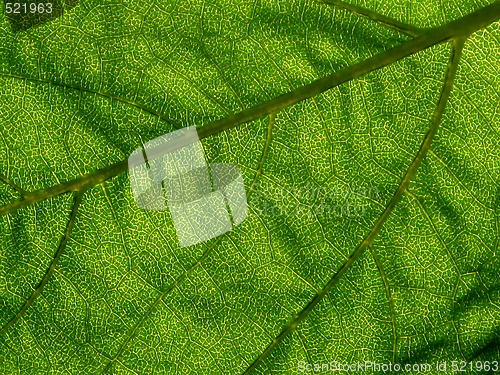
[0,189,85,336]
[316,0,424,37]
[242,36,466,375]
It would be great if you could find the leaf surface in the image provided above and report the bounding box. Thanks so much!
[0,0,499,374]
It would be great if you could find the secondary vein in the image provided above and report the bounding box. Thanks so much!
[0,190,85,336]
[242,36,466,375]
[316,0,424,37]
[101,113,277,372]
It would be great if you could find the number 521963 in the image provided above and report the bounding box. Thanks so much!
[5,3,52,14]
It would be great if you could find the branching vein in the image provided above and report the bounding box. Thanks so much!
[0,189,85,336]
[316,0,424,37]
[369,244,398,363]
[101,114,277,372]
[242,35,466,375]
[0,173,28,198]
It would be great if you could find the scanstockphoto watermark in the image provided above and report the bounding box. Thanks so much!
[249,183,381,219]
[297,360,433,372]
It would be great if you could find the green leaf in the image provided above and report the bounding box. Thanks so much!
[0,0,499,373]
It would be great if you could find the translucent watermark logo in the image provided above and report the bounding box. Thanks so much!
[249,183,380,219]
[297,360,433,372]
[128,126,247,247]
